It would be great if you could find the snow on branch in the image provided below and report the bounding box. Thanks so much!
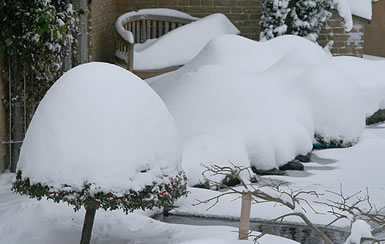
[194,165,385,244]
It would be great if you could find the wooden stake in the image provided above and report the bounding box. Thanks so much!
[239,192,252,240]
[80,208,96,244]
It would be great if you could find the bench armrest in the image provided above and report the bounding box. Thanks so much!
[115,19,135,44]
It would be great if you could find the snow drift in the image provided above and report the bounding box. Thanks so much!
[150,34,385,185]
[116,13,240,70]
[17,62,181,192]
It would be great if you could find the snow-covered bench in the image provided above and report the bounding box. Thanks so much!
[115,9,240,79]
[115,9,197,78]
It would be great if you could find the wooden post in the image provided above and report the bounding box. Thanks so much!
[127,42,134,72]
[80,208,96,244]
[239,192,252,240]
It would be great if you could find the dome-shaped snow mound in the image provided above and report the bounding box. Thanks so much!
[17,62,181,192]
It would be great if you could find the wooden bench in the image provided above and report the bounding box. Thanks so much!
[115,9,198,79]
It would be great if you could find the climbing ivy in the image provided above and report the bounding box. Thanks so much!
[0,0,81,103]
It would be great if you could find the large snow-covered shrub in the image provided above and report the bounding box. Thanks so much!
[150,34,385,185]
[17,62,183,193]
[13,62,187,243]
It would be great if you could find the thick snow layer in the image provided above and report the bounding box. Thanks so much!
[17,62,181,192]
[151,36,317,184]
[116,13,240,70]
[346,0,372,20]
[150,34,385,185]
[0,173,298,244]
[333,0,353,31]
[345,220,372,244]
[173,124,385,230]
[332,57,385,117]
[115,8,198,43]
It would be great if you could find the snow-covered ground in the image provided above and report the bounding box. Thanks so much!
[2,123,384,243]
[0,173,296,244]
[3,31,385,243]
[173,123,385,229]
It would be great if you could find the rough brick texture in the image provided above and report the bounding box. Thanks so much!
[87,1,368,62]
[88,0,117,62]
[88,0,261,62]
[318,12,368,57]
[113,0,261,41]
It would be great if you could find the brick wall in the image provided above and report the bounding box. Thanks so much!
[88,1,367,63]
[318,12,368,57]
[117,0,261,40]
[88,0,261,62]
[88,0,117,62]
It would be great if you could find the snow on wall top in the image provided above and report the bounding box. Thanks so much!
[346,0,372,20]
[17,62,181,193]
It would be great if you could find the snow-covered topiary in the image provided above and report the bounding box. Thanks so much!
[12,63,188,244]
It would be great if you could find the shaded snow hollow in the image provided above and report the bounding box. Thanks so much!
[17,62,181,193]
[149,34,385,186]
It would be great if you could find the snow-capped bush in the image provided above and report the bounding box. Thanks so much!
[14,63,187,211]
[259,0,353,42]
[290,0,333,42]
[260,0,290,41]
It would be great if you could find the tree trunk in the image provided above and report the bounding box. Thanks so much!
[80,208,96,244]
[285,0,297,34]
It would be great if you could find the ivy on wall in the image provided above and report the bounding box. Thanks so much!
[0,0,81,103]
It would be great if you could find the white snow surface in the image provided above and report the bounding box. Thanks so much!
[149,34,385,185]
[332,0,353,31]
[116,13,240,70]
[115,8,198,43]
[0,173,298,244]
[346,0,372,20]
[173,124,385,229]
[344,220,372,244]
[17,62,181,193]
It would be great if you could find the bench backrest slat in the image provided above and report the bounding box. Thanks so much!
[136,21,140,43]
[119,14,195,43]
[164,21,169,34]
[116,12,197,73]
